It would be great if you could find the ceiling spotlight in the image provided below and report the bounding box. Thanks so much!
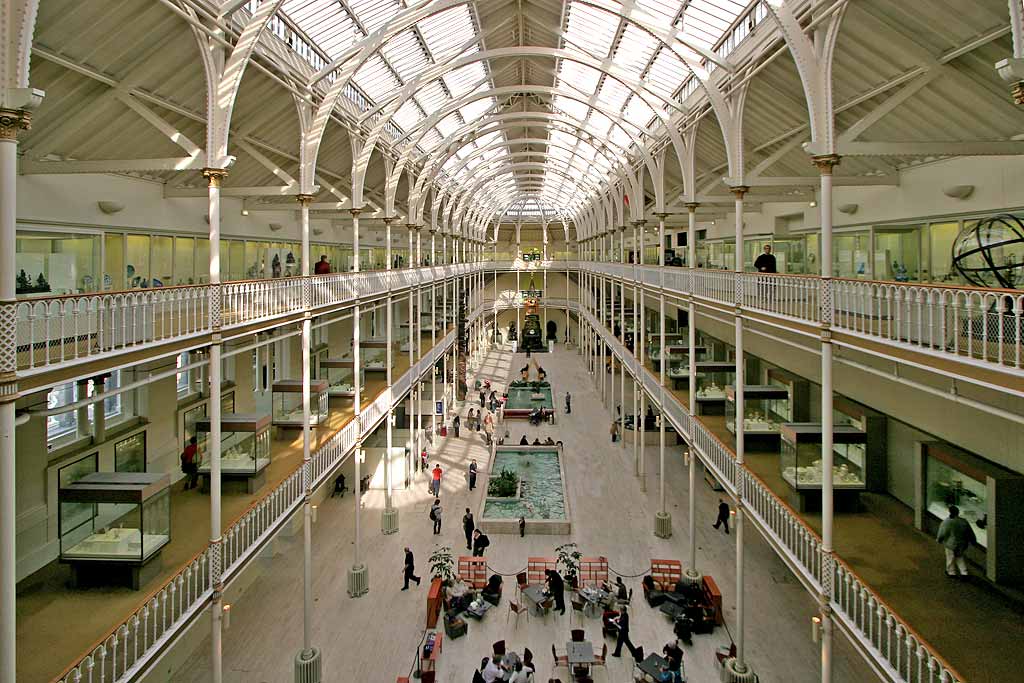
[241,209,249,216]
[809,201,817,208]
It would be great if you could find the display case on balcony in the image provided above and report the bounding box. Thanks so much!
[272,379,329,427]
[765,367,811,423]
[59,472,171,589]
[694,361,735,415]
[320,357,363,397]
[362,347,387,373]
[311,343,329,379]
[918,441,1024,582]
[196,413,272,493]
[725,385,790,448]
[667,357,690,389]
[779,424,867,512]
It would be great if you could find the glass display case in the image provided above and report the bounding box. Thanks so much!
[196,413,272,477]
[779,424,866,512]
[362,347,387,373]
[765,367,811,423]
[321,358,362,397]
[694,361,735,415]
[725,385,789,446]
[918,441,1024,582]
[667,357,690,389]
[59,472,171,589]
[114,432,146,473]
[272,379,329,427]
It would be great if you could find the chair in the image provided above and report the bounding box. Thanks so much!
[516,571,528,597]
[592,643,608,668]
[571,628,585,642]
[551,644,568,669]
[570,596,586,624]
[508,601,529,628]
[492,640,506,664]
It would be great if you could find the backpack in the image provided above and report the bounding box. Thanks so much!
[429,507,437,521]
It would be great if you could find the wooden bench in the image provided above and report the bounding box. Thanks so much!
[650,559,682,591]
[426,578,443,629]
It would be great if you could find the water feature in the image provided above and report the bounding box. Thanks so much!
[505,384,554,411]
[479,447,570,534]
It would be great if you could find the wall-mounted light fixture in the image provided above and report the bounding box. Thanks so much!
[97,201,125,215]
[942,185,975,200]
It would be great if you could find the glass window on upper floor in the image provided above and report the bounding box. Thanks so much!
[930,222,960,284]
[15,230,102,297]
[47,371,124,443]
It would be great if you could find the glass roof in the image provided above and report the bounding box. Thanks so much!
[246,0,764,224]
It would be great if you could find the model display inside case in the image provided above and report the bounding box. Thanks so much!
[321,357,362,397]
[362,347,386,372]
[59,472,171,589]
[725,385,790,447]
[779,424,866,512]
[272,379,329,427]
[694,361,735,415]
[919,441,1024,582]
[196,413,272,483]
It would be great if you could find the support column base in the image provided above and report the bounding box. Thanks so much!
[347,563,369,598]
[294,647,322,683]
[382,507,399,535]
[720,658,758,682]
[654,511,672,538]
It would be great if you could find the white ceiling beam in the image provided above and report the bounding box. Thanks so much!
[22,156,207,174]
[114,91,202,157]
[838,70,943,145]
[219,0,254,20]
[838,141,1024,156]
[235,138,299,187]
[164,184,299,197]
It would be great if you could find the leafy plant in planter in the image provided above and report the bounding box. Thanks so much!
[487,468,519,497]
[428,545,457,585]
[556,542,583,589]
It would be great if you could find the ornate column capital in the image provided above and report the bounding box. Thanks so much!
[632,219,647,227]
[684,202,701,212]
[811,154,842,175]
[382,216,395,225]
[729,185,750,199]
[201,167,229,187]
[295,193,316,205]
[349,207,363,217]
[0,108,32,141]
[406,223,419,231]
[653,212,670,220]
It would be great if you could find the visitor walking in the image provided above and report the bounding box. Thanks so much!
[467,408,475,431]
[472,529,490,556]
[611,605,638,658]
[468,459,478,490]
[479,389,486,408]
[565,391,571,414]
[610,420,620,443]
[430,498,442,535]
[483,412,494,445]
[452,414,461,438]
[518,515,526,538]
[401,547,421,590]
[314,254,331,274]
[463,508,475,550]
[754,243,778,273]
[937,505,975,577]
[431,463,443,496]
[180,436,201,491]
[713,498,731,534]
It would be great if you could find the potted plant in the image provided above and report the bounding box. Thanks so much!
[556,542,583,590]
[487,468,518,497]
[428,546,457,586]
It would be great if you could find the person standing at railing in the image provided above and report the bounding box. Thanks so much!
[754,244,777,273]
[314,255,331,274]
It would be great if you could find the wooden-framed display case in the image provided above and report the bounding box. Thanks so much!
[58,472,171,589]
[725,385,789,449]
[694,361,735,415]
[779,424,867,512]
[765,367,811,422]
[196,413,272,493]
[320,357,363,397]
[272,379,329,427]
[917,441,1024,582]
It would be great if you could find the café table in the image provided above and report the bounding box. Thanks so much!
[566,640,594,675]
[522,584,549,615]
[659,601,685,620]
[464,597,491,620]
[578,586,610,617]
[636,653,674,682]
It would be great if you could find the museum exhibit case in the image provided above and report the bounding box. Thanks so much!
[196,413,272,493]
[918,441,1024,582]
[179,387,236,449]
[362,347,387,372]
[694,361,735,415]
[779,424,868,512]
[725,385,790,448]
[765,367,811,423]
[58,472,171,589]
[321,357,362,397]
[272,379,329,427]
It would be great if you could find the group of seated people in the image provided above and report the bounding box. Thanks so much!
[642,575,718,641]
[474,647,536,682]
[527,407,552,425]
[517,435,559,447]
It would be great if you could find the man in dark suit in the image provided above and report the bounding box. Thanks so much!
[472,529,490,557]
[713,498,731,534]
[611,605,637,658]
[402,547,421,590]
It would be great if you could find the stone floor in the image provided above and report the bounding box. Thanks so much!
[175,342,878,683]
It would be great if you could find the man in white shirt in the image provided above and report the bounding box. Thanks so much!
[481,657,502,683]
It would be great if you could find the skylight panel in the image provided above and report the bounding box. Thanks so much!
[283,0,356,58]
[380,30,430,82]
[353,54,400,102]
[393,99,423,131]
[553,95,590,122]
[435,112,462,139]
[614,24,659,76]
[623,94,657,125]
[558,61,601,94]
[413,79,448,114]
[443,62,488,99]
[347,0,401,34]
[595,78,630,112]
[637,0,682,25]
[417,5,478,62]
[563,2,618,58]
[419,128,444,152]
[646,49,688,100]
[683,0,747,48]
[459,97,495,122]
